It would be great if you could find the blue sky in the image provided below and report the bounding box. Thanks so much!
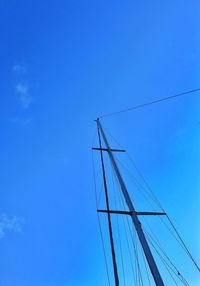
[0,0,199,285]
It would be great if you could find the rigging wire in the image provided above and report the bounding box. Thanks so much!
[166,215,200,273]
[144,229,190,286]
[111,141,190,283]
[115,152,193,276]
[92,134,110,208]
[145,231,179,286]
[112,165,144,286]
[125,155,200,273]
[115,156,160,210]
[122,214,140,285]
[112,167,139,285]
[120,149,200,273]
[117,152,200,273]
[124,207,144,286]
[143,223,190,286]
[113,174,138,284]
[92,119,200,284]
[103,127,200,272]
[123,212,144,286]
[96,155,110,208]
[100,88,200,118]
[111,165,126,286]
[102,127,167,211]
[140,243,152,286]
[92,151,111,286]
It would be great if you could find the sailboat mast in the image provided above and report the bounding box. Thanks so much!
[96,118,165,286]
[97,126,119,286]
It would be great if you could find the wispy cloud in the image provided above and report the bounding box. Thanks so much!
[12,64,26,75]
[0,214,24,239]
[12,63,34,109]
[15,82,33,109]
[10,117,33,126]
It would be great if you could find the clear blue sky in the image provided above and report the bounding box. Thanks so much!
[0,0,199,285]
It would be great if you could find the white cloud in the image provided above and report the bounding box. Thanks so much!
[10,117,33,126]
[12,64,26,75]
[15,83,33,109]
[0,214,24,239]
[16,83,28,94]
[12,63,34,110]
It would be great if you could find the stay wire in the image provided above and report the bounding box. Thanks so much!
[122,150,200,273]
[144,229,189,286]
[112,165,144,285]
[135,217,152,286]
[92,151,111,286]
[114,156,182,244]
[103,128,165,211]
[102,128,166,211]
[110,145,185,285]
[143,223,189,286]
[112,166,138,285]
[97,155,110,208]
[141,245,152,286]
[122,213,140,285]
[92,132,109,208]
[103,128,200,273]
[122,206,144,286]
[115,156,161,211]
[117,152,200,273]
[114,154,189,272]
[100,88,200,118]
[124,206,144,286]
[144,230,179,285]
[111,163,126,286]
[166,215,200,273]
[96,124,200,281]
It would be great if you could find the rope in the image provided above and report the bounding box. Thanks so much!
[143,224,190,286]
[111,165,126,286]
[144,229,189,286]
[110,146,189,285]
[166,215,200,273]
[117,153,200,273]
[115,156,161,211]
[141,245,152,286]
[97,155,110,208]
[112,168,138,284]
[100,88,200,118]
[93,123,200,284]
[92,151,111,286]
[102,127,200,273]
[113,165,144,285]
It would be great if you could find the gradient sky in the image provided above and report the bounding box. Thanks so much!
[0,1,200,285]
